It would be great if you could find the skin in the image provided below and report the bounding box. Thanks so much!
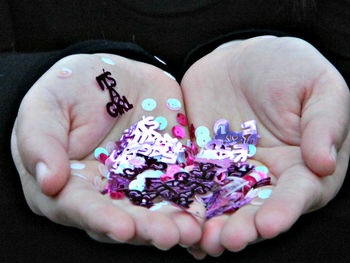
[181,36,350,258]
[11,36,350,259]
[11,54,204,249]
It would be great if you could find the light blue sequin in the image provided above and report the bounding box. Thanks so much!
[258,189,273,199]
[248,145,256,157]
[166,98,182,110]
[154,116,168,130]
[255,166,269,175]
[142,98,157,111]
[195,126,210,137]
[94,147,109,159]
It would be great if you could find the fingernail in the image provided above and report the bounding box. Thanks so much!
[179,243,189,248]
[190,244,201,250]
[187,247,207,260]
[211,251,224,257]
[106,233,123,243]
[331,145,337,162]
[35,162,49,186]
[152,242,170,251]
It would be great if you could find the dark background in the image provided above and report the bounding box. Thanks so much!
[0,1,349,262]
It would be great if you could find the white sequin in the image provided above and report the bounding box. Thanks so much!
[258,189,273,199]
[149,201,171,211]
[70,163,86,170]
[101,57,116,65]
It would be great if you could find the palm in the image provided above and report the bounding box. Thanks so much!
[181,37,350,256]
[12,38,349,258]
[12,54,204,249]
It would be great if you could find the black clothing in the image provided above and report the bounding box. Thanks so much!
[1,1,349,262]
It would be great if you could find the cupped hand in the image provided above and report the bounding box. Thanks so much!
[11,54,205,250]
[181,36,350,258]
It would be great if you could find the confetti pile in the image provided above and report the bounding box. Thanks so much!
[95,116,271,219]
[92,68,271,218]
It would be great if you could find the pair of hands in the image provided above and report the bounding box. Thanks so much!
[11,36,350,259]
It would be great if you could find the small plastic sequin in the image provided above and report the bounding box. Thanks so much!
[98,163,110,178]
[258,188,272,199]
[101,57,116,65]
[128,179,146,191]
[213,119,229,135]
[177,113,188,126]
[189,124,195,140]
[129,157,146,168]
[248,145,256,157]
[154,116,168,130]
[70,163,86,170]
[105,141,116,153]
[254,166,269,174]
[57,67,72,78]
[196,135,212,148]
[94,147,109,159]
[166,98,182,111]
[172,125,186,139]
[214,119,260,146]
[195,126,210,137]
[142,98,157,111]
[165,165,182,178]
[250,186,274,206]
[149,200,171,211]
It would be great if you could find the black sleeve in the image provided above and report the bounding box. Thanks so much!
[1,36,350,263]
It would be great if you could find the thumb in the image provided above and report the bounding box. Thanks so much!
[300,70,350,176]
[15,89,70,196]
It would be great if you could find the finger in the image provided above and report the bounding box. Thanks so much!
[42,163,136,242]
[152,199,205,247]
[15,88,70,196]
[301,69,350,176]
[18,159,136,243]
[199,215,227,256]
[67,161,155,246]
[186,245,207,260]
[112,200,180,250]
[86,230,155,246]
[220,206,259,252]
[255,164,321,239]
[15,53,127,195]
[220,186,274,252]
